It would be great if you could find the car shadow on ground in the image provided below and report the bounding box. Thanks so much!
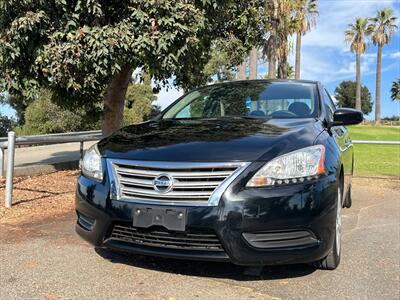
[95,247,316,281]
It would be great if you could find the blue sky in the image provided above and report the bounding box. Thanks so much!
[296,0,400,120]
[1,0,399,120]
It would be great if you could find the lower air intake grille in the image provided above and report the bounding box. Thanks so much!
[110,224,224,252]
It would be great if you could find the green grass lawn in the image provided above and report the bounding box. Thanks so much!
[348,125,400,177]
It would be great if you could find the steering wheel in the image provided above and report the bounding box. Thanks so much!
[271,110,297,118]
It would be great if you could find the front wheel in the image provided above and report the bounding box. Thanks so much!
[313,182,342,270]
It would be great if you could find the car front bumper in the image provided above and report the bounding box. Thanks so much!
[75,173,338,266]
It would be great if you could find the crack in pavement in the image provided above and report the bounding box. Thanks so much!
[343,223,399,236]
[203,277,282,299]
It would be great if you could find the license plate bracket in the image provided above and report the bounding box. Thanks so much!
[132,205,187,231]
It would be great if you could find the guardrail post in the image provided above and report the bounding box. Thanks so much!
[0,147,4,178]
[5,131,15,208]
[80,141,84,159]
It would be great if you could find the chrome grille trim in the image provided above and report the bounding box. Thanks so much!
[107,159,250,206]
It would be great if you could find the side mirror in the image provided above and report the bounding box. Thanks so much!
[332,108,363,126]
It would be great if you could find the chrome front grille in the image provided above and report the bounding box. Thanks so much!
[108,160,248,205]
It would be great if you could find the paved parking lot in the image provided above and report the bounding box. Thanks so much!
[0,179,399,300]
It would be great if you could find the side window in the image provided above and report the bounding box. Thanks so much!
[175,96,207,119]
[323,89,336,121]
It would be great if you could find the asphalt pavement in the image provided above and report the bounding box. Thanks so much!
[0,180,399,299]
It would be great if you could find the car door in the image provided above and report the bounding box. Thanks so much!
[322,88,353,194]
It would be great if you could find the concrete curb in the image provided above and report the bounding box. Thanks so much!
[13,160,79,177]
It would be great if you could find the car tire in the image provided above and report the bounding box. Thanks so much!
[312,181,342,270]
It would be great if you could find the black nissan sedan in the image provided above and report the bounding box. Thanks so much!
[76,80,363,270]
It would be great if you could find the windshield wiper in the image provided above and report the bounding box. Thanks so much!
[222,115,272,120]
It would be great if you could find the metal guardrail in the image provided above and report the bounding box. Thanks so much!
[0,130,399,208]
[0,130,102,176]
[0,130,102,208]
[0,130,102,147]
[352,140,400,145]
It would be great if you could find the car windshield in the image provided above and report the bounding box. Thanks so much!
[162,81,319,120]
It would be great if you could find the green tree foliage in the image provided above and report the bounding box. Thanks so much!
[17,81,157,135]
[334,80,373,115]
[382,115,399,121]
[17,89,99,135]
[262,0,301,79]
[124,80,157,126]
[0,113,15,137]
[0,0,263,134]
[391,79,400,101]
[203,38,247,83]
[1,93,33,125]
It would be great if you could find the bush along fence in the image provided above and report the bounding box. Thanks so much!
[1,131,399,208]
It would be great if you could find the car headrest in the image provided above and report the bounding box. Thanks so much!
[249,110,266,117]
[288,102,311,117]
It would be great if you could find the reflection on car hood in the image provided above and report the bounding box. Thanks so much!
[98,118,323,162]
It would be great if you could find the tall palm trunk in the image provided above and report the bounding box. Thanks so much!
[268,55,276,79]
[277,54,288,79]
[375,45,382,125]
[355,52,362,111]
[295,32,302,80]
[237,61,246,80]
[101,67,132,136]
[249,48,258,79]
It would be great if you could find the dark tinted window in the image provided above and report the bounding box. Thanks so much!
[163,81,319,120]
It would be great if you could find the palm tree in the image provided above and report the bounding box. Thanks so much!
[277,1,299,79]
[391,79,400,101]
[295,0,318,80]
[262,0,299,79]
[368,8,398,125]
[287,64,295,79]
[345,17,369,111]
[249,47,258,79]
[263,0,279,79]
[236,61,246,80]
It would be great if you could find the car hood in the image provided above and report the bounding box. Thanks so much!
[98,118,323,162]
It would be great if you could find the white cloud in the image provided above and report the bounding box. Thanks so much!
[389,51,400,59]
[302,0,398,50]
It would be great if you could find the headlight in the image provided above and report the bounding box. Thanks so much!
[81,145,103,181]
[247,145,325,187]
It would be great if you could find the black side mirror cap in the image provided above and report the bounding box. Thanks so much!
[332,108,363,126]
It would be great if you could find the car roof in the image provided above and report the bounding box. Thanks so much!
[216,79,320,85]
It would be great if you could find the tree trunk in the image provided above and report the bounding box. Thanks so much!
[277,54,288,79]
[237,61,246,80]
[375,45,382,125]
[295,32,302,80]
[101,67,133,136]
[249,47,258,80]
[268,0,279,80]
[268,55,276,79]
[355,52,362,111]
